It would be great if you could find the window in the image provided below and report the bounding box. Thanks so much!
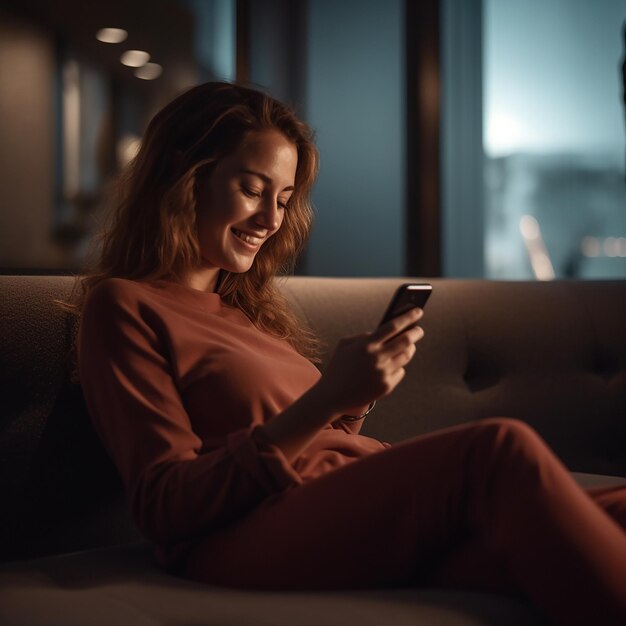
[484,0,626,279]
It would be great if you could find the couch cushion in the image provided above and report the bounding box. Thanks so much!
[0,544,545,626]
[0,276,142,562]
[1,473,623,626]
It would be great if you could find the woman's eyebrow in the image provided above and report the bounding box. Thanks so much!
[240,169,294,192]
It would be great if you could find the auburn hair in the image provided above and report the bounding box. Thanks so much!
[71,81,321,361]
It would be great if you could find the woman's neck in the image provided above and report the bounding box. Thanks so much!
[182,267,220,293]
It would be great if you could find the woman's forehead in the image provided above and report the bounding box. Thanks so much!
[220,130,298,183]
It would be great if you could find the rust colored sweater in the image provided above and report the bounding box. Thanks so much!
[78,278,388,567]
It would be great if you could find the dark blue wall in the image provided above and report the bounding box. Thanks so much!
[305,0,405,276]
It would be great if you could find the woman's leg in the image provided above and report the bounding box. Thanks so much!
[428,482,626,591]
[586,484,626,530]
[185,418,626,626]
[419,420,626,626]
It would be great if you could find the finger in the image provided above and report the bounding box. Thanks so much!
[383,367,406,394]
[373,307,423,344]
[372,338,417,384]
[388,343,416,369]
[378,325,424,358]
[379,340,417,373]
[366,326,422,368]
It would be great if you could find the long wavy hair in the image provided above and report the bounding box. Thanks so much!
[71,81,320,361]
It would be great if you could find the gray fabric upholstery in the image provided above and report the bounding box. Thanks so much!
[1,274,625,626]
[0,543,548,626]
[0,276,142,563]
[282,277,626,475]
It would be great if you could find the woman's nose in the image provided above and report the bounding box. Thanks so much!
[256,196,282,231]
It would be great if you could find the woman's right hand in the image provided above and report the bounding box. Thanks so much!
[314,307,425,415]
[262,307,425,462]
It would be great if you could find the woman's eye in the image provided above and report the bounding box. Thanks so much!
[278,200,289,210]
[242,187,260,198]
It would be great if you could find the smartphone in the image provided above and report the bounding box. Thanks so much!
[378,283,432,327]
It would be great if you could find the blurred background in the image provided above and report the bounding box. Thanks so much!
[0,0,625,279]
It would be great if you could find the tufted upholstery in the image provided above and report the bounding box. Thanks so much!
[281,277,626,476]
[1,274,625,626]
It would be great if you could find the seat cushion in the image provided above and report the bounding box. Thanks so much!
[0,542,543,626]
[2,473,623,626]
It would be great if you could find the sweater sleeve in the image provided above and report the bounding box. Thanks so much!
[331,417,366,435]
[77,280,302,545]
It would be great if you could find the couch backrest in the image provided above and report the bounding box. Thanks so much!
[0,276,143,562]
[282,277,626,471]
[1,275,625,562]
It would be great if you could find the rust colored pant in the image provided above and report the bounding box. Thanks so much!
[185,418,626,626]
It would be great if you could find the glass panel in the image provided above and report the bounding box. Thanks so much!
[484,0,626,279]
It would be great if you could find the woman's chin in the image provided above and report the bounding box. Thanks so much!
[223,257,256,275]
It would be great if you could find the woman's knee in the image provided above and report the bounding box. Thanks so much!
[479,416,543,440]
[472,417,550,464]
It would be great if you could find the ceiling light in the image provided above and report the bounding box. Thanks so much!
[120,50,150,68]
[134,63,163,80]
[96,28,128,44]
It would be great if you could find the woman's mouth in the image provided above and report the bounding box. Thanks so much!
[232,228,263,248]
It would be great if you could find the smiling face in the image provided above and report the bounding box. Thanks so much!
[189,129,298,292]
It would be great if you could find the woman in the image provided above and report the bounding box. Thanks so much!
[77,82,626,626]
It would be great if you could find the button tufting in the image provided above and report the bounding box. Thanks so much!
[463,363,501,392]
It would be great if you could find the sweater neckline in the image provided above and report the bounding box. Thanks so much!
[149,279,223,302]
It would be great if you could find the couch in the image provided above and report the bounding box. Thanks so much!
[1,274,625,626]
